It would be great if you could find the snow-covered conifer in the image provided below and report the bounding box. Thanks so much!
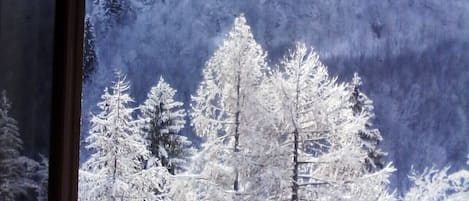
[140,76,192,174]
[265,43,396,201]
[79,72,169,201]
[403,161,469,201]
[349,73,385,172]
[446,161,469,201]
[190,13,270,199]
[404,166,452,201]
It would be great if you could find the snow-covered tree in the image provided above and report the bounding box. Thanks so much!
[263,43,396,201]
[349,73,385,172]
[35,155,48,201]
[404,155,469,201]
[403,166,468,201]
[0,90,37,201]
[404,166,452,201]
[446,156,469,201]
[140,76,192,175]
[190,13,278,200]
[83,16,98,81]
[79,72,169,201]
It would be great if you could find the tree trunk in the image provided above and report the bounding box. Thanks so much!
[292,65,301,201]
[233,73,241,194]
[291,129,299,201]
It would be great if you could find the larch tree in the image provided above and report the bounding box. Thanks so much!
[0,90,37,201]
[139,76,192,175]
[349,73,385,172]
[264,43,396,201]
[79,72,169,201]
[190,13,272,200]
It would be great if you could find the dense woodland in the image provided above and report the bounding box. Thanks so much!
[1,0,467,200]
[81,0,469,195]
[78,13,469,201]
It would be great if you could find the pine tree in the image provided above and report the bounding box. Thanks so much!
[265,43,396,201]
[140,76,192,175]
[79,72,169,201]
[0,90,37,201]
[190,13,270,200]
[349,73,385,172]
[83,16,98,81]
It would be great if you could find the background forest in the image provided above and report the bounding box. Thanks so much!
[79,0,469,200]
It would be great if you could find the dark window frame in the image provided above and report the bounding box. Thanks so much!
[49,0,84,200]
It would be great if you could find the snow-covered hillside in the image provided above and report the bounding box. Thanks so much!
[81,0,469,194]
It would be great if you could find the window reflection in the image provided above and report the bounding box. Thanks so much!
[0,0,54,200]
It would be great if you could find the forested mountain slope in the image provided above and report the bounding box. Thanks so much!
[82,0,469,193]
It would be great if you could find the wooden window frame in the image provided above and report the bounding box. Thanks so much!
[49,0,84,200]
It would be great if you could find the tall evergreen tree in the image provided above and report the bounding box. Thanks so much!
[349,73,385,172]
[190,13,270,200]
[79,72,169,201]
[83,16,98,81]
[0,91,37,201]
[264,43,396,201]
[140,76,192,175]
